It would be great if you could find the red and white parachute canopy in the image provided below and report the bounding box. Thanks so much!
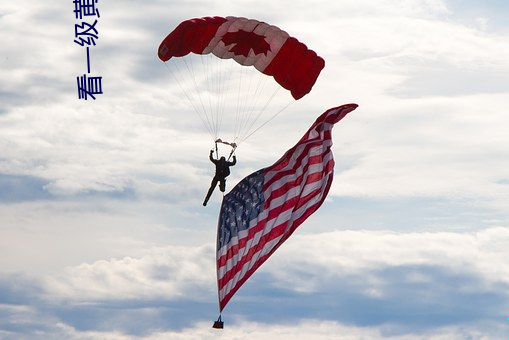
[158,16,325,146]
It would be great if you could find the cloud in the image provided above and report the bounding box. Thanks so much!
[57,319,504,340]
[1,0,508,339]
[1,309,503,340]
[0,227,501,338]
[270,227,509,287]
[0,174,53,202]
[232,228,509,334]
[43,245,216,302]
[1,226,508,339]
[330,93,509,209]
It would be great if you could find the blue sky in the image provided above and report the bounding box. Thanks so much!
[1,0,509,339]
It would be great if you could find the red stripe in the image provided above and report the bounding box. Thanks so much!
[267,153,331,201]
[265,138,332,187]
[267,151,328,185]
[266,128,328,173]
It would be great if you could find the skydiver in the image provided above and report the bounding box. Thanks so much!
[203,149,237,206]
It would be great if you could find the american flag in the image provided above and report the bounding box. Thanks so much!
[216,104,358,311]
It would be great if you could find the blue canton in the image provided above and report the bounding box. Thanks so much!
[217,170,265,249]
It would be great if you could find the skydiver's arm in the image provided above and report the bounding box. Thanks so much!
[209,150,215,162]
[229,156,237,166]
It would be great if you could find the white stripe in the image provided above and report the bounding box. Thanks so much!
[265,152,333,196]
[264,129,333,183]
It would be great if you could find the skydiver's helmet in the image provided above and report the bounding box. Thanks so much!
[220,157,226,162]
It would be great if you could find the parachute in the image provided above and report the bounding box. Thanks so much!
[158,16,325,147]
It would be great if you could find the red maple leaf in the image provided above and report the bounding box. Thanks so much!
[221,30,271,57]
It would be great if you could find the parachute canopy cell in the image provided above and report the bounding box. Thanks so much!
[158,16,325,100]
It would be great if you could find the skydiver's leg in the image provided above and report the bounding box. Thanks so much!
[203,178,219,206]
[219,178,226,192]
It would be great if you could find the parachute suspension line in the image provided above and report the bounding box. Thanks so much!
[201,55,237,143]
[240,99,295,144]
[220,59,234,137]
[216,58,235,142]
[200,54,216,140]
[201,54,225,141]
[227,144,237,162]
[213,55,225,140]
[163,61,215,141]
[228,149,236,162]
[164,55,298,148]
[233,63,245,144]
[236,65,253,140]
[182,56,217,141]
[235,66,265,143]
[231,64,278,146]
[240,79,283,142]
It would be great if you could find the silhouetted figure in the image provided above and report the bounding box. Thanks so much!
[203,150,237,206]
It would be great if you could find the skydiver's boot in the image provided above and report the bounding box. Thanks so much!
[203,191,212,206]
[203,183,216,206]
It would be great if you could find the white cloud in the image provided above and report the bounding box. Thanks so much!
[36,227,509,317]
[5,317,503,340]
[330,93,509,209]
[142,320,501,340]
[267,227,509,292]
[1,226,508,338]
[44,244,216,302]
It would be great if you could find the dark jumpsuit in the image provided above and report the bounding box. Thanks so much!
[203,151,236,206]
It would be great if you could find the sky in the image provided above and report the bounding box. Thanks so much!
[1,0,508,339]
